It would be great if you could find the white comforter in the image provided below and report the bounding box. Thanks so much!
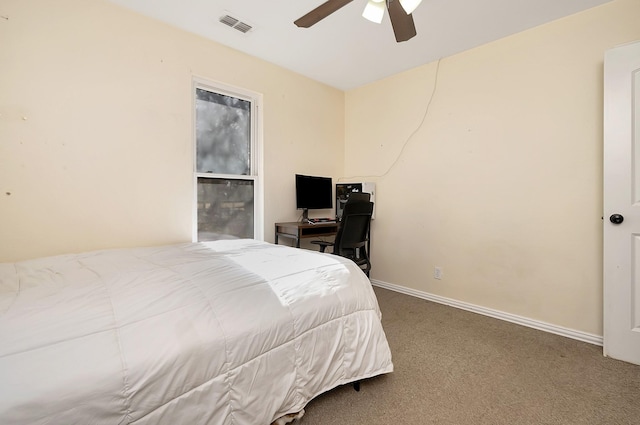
[0,239,393,425]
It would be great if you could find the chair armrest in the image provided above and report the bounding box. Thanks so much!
[310,240,334,253]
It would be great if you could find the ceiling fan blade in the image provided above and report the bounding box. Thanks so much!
[294,0,354,28]
[387,0,417,42]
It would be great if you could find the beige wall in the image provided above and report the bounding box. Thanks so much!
[344,0,640,336]
[3,0,639,337]
[0,0,344,261]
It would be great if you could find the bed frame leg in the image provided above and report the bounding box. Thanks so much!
[353,381,360,392]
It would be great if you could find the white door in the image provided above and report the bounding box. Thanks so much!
[603,40,640,366]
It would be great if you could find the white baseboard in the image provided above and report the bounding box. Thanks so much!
[371,279,603,347]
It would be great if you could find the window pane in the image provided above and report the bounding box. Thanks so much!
[197,177,254,241]
[196,88,251,175]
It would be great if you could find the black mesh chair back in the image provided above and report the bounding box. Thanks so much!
[346,192,371,204]
[337,192,371,221]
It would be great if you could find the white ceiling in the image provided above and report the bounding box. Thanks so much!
[107,0,611,90]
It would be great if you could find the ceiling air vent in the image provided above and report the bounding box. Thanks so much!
[219,14,253,34]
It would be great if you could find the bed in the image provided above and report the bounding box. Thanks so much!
[0,239,393,424]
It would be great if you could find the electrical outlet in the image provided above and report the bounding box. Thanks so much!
[434,266,443,280]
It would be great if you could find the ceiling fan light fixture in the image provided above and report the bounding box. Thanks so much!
[362,0,385,24]
[295,0,417,43]
[399,0,423,14]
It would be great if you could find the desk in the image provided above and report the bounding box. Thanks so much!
[275,221,338,248]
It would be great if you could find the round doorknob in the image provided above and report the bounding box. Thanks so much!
[609,214,624,224]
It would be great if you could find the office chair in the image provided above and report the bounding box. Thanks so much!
[311,198,374,277]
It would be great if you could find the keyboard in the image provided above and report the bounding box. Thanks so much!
[307,218,336,224]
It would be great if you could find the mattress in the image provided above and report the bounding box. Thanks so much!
[0,239,393,424]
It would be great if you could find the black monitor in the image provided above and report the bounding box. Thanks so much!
[295,174,333,221]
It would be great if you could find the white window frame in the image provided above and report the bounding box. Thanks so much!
[192,76,264,241]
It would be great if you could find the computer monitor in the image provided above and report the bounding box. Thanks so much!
[295,174,333,221]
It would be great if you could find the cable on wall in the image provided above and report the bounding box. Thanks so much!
[338,57,442,182]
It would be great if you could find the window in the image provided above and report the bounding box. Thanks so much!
[194,78,263,241]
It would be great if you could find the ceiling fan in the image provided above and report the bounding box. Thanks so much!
[294,0,423,43]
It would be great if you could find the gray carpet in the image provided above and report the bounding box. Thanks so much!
[300,287,640,424]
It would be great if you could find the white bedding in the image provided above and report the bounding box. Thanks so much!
[0,239,393,424]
